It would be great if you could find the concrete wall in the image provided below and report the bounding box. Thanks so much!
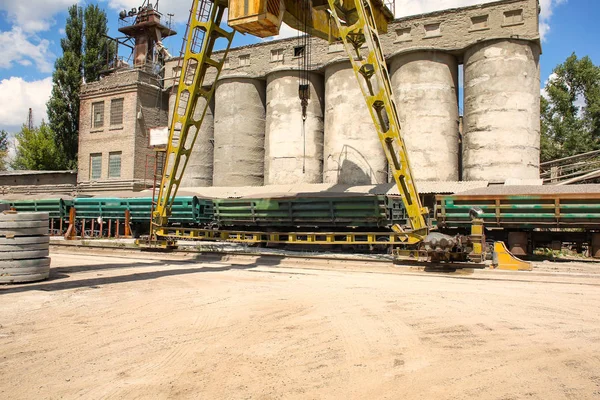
[265,70,324,185]
[213,77,266,186]
[323,62,387,184]
[0,171,77,187]
[463,39,541,180]
[165,0,539,86]
[390,51,460,181]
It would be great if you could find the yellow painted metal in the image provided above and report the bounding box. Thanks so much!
[152,0,235,238]
[228,0,392,41]
[492,241,533,271]
[468,218,485,263]
[152,0,433,251]
[156,227,423,245]
[325,0,429,235]
[228,0,285,38]
[281,0,390,41]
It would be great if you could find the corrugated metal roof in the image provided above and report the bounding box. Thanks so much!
[457,184,600,196]
[180,181,491,198]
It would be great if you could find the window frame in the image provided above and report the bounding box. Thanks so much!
[270,48,284,62]
[239,54,250,66]
[90,153,102,180]
[92,101,105,129]
[110,98,124,126]
[108,151,122,179]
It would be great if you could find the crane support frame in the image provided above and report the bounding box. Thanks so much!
[150,0,431,245]
[325,0,429,236]
[152,0,235,238]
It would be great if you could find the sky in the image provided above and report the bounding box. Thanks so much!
[0,0,597,139]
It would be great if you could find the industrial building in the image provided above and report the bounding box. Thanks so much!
[75,0,541,192]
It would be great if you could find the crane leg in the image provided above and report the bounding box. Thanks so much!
[151,0,235,240]
[326,0,429,237]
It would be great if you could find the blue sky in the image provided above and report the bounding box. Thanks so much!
[0,0,596,137]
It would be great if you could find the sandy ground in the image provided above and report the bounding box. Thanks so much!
[1,252,600,400]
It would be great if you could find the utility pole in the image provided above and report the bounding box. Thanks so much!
[27,108,34,130]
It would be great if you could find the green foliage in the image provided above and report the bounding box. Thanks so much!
[11,123,63,171]
[83,5,114,83]
[47,3,113,170]
[0,130,8,171]
[47,5,83,170]
[541,54,600,162]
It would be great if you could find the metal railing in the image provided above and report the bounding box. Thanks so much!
[540,149,600,184]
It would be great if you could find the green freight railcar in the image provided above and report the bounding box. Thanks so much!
[436,194,600,229]
[212,195,407,230]
[73,197,213,224]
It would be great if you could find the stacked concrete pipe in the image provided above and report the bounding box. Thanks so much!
[0,212,51,283]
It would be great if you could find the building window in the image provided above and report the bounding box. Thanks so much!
[293,46,305,57]
[223,57,230,69]
[108,152,122,179]
[395,28,412,42]
[271,48,284,62]
[92,101,104,129]
[90,153,102,180]
[471,15,489,30]
[504,9,524,25]
[239,54,250,66]
[110,98,124,126]
[424,23,441,37]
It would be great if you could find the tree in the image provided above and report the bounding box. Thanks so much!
[0,130,8,171]
[83,5,114,84]
[11,123,63,171]
[47,4,113,169]
[541,54,600,162]
[47,5,83,170]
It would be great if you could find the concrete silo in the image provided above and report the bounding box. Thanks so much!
[390,51,460,181]
[463,39,541,181]
[323,61,387,185]
[264,70,324,185]
[213,77,266,186]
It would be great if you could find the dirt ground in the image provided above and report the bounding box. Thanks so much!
[1,251,600,400]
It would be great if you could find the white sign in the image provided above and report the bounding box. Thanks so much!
[149,126,169,147]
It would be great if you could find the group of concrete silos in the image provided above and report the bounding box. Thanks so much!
[175,39,540,187]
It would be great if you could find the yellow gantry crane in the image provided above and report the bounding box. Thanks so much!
[152,0,428,242]
[146,0,529,268]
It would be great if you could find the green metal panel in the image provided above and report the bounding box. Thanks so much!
[436,194,600,229]
[5,199,71,219]
[213,195,407,229]
[74,197,213,223]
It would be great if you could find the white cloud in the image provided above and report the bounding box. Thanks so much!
[0,0,78,33]
[267,23,301,41]
[0,77,53,133]
[394,0,566,40]
[102,0,192,24]
[540,72,557,98]
[0,27,55,73]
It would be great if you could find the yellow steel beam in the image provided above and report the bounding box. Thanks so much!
[156,227,424,245]
[325,0,429,236]
[152,0,235,237]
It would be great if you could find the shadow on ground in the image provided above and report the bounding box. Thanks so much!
[0,255,285,295]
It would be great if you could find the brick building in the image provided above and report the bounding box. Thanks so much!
[77,69,169,191]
